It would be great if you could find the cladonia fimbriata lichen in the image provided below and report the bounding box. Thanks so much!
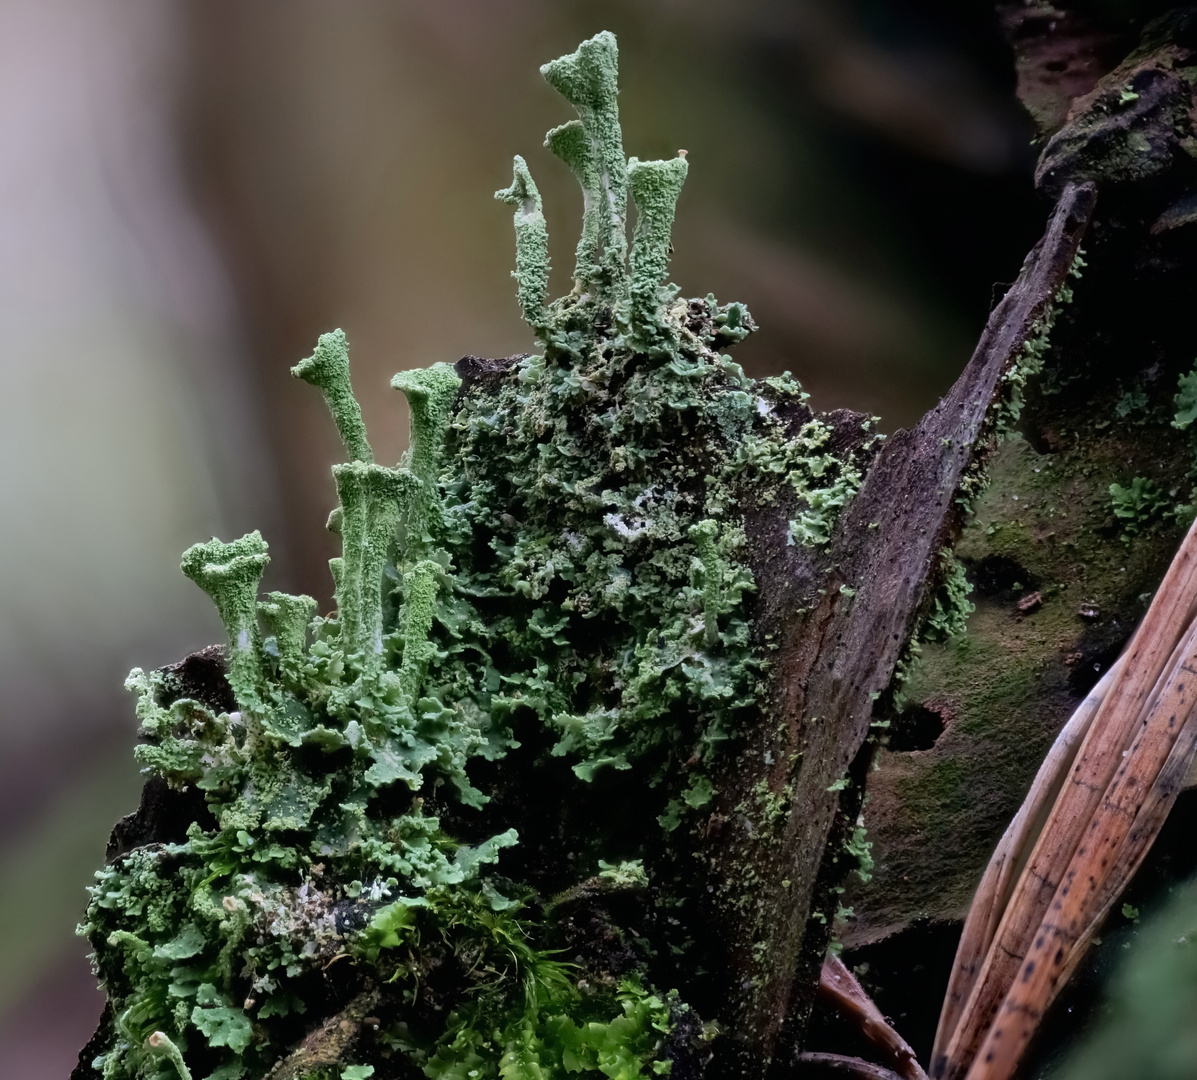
[80,31,873,1080]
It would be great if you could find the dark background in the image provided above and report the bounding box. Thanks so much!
[0,1,1045,1072]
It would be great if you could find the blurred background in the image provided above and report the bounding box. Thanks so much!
[0,0,1046,1072]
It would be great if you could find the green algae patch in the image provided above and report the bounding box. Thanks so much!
[79,31,875,1080]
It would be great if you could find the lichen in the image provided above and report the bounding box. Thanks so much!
[922,549,976,643]
[494,157,550,332]
[998,250,1083,435]
[1172,360,1197,430]
[1109,475,1172,539]
[80,31,874,1080]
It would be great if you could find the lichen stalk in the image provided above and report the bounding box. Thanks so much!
[391,361,461,547]
[495,156,550,330]
[627,154,688,351]
[541,31,628,300]
[257,591,317,675]
[179,531,270,707]
[291,328,372,463]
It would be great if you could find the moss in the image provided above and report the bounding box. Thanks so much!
[81,31,877,1080]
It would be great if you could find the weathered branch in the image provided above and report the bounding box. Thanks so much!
[700,181,1095,1073]
[262,989,380,1080]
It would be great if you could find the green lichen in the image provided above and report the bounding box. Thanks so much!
[1110,475,1172,538]
[626,155,688,351]
[81,31,876,1080]
[844,823,874,885]
[727,412,875,548]
[258,591,318,676]
[922,549,975,643]
[494,156,550,330]
[1172,361,1197,429]
[293,328,372,464]
[998,250,1082,435]
[392,362,461,545]
[180,532,270,707]
[541,31,627,300]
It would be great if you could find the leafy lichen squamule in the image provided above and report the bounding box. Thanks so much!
[80,30,876,1080]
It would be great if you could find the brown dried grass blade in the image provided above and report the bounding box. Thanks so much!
[966,614,1197,1079]
[932,515,1197,1080]
[1052,704,1197,994]
[818,954,928,1080]
[930,656,1123,1066]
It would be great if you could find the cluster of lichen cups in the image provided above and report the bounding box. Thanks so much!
[81,32,872,1080]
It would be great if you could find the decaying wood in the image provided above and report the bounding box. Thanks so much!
[699,180,1095,1075]
[933,518,1197,1080]
[261,989,380,1080]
